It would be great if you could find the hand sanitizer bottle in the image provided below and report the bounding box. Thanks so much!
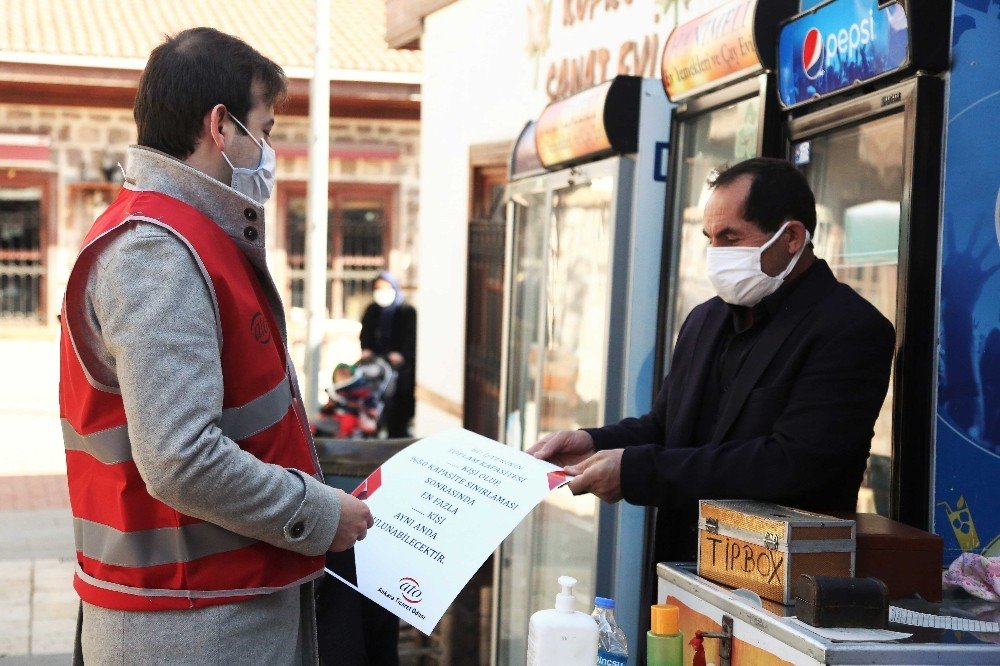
[527,576,599,666]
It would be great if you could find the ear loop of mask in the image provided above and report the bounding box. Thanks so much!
[766,221,811,280]
[219,111,263,172]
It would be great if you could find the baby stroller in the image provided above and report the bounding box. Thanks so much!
[312,356,397,439]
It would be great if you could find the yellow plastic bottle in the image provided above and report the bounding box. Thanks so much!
[647,604,683,666]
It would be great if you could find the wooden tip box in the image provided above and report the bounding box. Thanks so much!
[697,500,856,605]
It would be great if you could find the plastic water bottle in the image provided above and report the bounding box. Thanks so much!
[592,596,628,666]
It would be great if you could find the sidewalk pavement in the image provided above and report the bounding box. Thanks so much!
[1,337,76,663]
[0,488,76,663]
[0,335,459,663]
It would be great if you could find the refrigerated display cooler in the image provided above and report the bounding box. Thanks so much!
[657,0,797,369]
[777,0,949,527]
[493,75,670,666]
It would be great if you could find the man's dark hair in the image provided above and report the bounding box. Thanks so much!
[134,28,287,159]
[708,157,817,235]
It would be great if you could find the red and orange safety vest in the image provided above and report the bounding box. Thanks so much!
[59,188,324,611]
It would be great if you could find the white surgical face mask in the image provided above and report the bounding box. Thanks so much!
[221,114,276,204]
[373,287,396,308]
[705,221,811,307]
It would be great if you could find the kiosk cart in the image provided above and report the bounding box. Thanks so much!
[494,76,670,665]
[658,562,1000,665]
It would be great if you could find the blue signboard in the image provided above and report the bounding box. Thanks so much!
[934,1,1000,564]
[777,0,909,109]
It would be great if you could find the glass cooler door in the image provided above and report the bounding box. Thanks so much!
[496,163,619,665]
[791,112,907,516]
[666,95,762,343]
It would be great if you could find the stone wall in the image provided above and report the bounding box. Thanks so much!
[0,103,420,328]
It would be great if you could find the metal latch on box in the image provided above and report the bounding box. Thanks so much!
[694,615,733,666]
[704,519,779,551]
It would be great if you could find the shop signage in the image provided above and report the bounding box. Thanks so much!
[510,122,545,179]
[777,0,909,109]
[534,76,641,169]
[536,80,613,167]
[660,0,761,102]
[527,0,733,102]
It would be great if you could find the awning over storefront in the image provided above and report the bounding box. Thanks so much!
[0,133,52,169]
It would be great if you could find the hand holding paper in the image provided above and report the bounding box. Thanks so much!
[527,429,596,467]
[327,428,572,635]
[563,448,624,503]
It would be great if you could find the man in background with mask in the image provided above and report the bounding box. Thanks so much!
[529,158,895,564]
[59,28,372,663]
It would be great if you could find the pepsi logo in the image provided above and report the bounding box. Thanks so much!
[802,27,824,80]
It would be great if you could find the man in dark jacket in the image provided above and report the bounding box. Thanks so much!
[360,271,417,437]
[528,158,895,562]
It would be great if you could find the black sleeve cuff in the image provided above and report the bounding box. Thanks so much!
[581,426,617,451]
[621,444,670,507]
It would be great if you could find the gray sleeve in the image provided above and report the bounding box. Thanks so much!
[90,222,340,557]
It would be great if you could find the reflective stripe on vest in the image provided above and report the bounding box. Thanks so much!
[75,563,323,600]
[62,376,293,464]
[74,517,257,567]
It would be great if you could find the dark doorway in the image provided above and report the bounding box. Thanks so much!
[0,185,45,322]
[281,182,395,320]
[463,164,507,441]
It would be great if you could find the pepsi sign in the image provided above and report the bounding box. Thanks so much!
[801,27,824,79]
[778,0,909,109]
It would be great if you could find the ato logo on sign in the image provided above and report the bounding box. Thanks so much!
[399,576,423,604]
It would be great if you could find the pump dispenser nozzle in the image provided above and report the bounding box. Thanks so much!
[527,575,599,665]
[555,576,578,613]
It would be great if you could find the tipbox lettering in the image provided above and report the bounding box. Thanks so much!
[705,535,784,585]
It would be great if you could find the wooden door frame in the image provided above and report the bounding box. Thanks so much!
[275,181,397,258]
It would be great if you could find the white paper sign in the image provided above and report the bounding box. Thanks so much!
[326,428,571,635]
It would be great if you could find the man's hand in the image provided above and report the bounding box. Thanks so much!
[387,351,404,367]
[526,430,596,467]
[329,490,375,552]
[564,449,624,503]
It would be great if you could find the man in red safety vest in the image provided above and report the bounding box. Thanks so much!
[59,27,372,663]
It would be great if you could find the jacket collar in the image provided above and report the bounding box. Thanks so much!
[708,259,839,444]
[122,145,267,271]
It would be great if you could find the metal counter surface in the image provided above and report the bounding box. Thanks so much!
[657,562,1000,665]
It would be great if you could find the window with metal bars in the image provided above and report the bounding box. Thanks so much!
[0,188,44,321]
[283,184,394,321]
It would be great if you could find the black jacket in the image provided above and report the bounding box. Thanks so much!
[360,301,417,402]
[587,260,895,562]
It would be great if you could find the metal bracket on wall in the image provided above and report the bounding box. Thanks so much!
[697,615,733,666]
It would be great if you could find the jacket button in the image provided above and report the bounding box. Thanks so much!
[243,226,258,241]
[290,521,305,538]
[244,208,257,222]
